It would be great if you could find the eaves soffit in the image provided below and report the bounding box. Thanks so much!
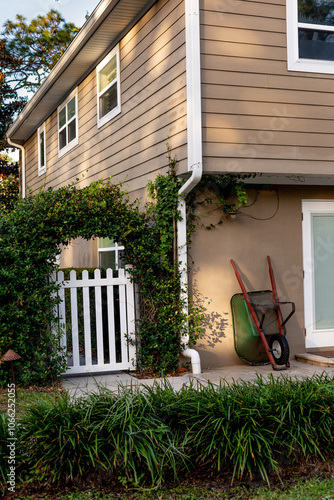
[7,0,157,144]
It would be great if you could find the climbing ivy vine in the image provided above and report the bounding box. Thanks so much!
[0,158,203,386]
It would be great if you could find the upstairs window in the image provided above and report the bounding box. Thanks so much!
[96,45,121,128]
[287,0,334,73]
[37,123,46,176]
[58,89,78,157]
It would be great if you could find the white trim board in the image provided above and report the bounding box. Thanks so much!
[302,200,334,348]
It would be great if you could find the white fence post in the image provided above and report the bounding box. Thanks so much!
[125,266,136,369]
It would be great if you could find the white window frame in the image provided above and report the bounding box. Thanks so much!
[98,238,125,270]
[37,122,46,176]
[57,88,78,158]
[287,0,334,74]
[96,44,121,129]
[302,200,334,348]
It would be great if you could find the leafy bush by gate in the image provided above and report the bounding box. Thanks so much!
[0,164,197,386]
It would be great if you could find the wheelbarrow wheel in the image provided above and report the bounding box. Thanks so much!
[269,334,289,365]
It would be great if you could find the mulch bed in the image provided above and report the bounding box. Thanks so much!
[1,458,334,499]
[127,366,191,379]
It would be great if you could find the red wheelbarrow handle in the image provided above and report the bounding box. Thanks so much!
[230,259,279,369]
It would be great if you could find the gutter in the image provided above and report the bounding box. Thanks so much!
[6,138,26,199]
[177,0,202,375]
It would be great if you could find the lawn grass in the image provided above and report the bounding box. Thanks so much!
[0,384,63,416]
[9,477,334,499]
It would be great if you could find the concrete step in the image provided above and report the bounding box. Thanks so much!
[295,353,334,367]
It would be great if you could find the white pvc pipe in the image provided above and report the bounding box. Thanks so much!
[6,137,26,198]
[177,0,203,375]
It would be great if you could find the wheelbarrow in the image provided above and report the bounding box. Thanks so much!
[230,256,295,370]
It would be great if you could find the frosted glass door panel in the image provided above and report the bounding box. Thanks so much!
[312,214,334,330]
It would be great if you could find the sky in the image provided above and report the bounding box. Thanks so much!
[0,0,101,31]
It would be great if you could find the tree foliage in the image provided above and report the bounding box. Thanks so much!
[0,40,27,150]
[0,10,78,149]
[2,10,78,92]
[0,154,19,212]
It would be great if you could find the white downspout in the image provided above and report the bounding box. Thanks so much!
[177,0,202,375]
[6,137,26,199]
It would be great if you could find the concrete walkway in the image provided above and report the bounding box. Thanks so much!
[61,359,334,398]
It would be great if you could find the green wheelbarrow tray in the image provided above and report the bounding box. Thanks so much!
[231,291,285,366]
[231,257,295,370]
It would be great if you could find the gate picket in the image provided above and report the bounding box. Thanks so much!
[82,270,92,366]
[106,268,116,365]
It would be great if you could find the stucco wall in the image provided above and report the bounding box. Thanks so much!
[189,184,334,368]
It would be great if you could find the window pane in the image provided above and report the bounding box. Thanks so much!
[118,249,126,269]
[39,131,45,168]
[99,55,117,93]
[59,107,66,129]
[298,0,334,26]
[99,83,118,118]
[299,28,334,59]
[100,251,116,270]
[68,119,76,143]
[59,128,67,149]
[312,214,334,329]
[99,237,115,248]
[67,97,76,120]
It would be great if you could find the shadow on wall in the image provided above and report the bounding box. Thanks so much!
[190,273,229,350]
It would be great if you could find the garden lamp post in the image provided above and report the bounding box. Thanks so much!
[0,349,21,395]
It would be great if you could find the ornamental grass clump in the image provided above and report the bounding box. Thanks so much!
[86,385,187,486]
[19,385,186,486]
[19,392,103,484]
[171,377,280,484]
[4,374,334,489]
[171,374,334,484]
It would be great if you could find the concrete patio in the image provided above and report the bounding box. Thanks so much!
[61,357,334,398]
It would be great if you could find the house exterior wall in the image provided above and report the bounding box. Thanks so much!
[189,185,334,367]
[59,238,98,269]
[19,0,334,366]
[200,0,334,178]
[24,0,187,199]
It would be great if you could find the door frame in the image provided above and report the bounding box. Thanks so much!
[302,200,334,348]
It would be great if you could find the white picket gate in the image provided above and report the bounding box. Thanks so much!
[53,268,136,374]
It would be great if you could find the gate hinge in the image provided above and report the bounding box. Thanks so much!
[301,212,303,221]
[304,328,306,336]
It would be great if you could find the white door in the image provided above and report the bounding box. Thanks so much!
[302,200,334,348]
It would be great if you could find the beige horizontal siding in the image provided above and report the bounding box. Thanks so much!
[201,0,334,177]
[24,0,187,195]
[206,113,334,135]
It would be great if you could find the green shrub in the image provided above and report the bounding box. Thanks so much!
[0,164,196,386]
[172,374,334,483]
[9,374,334,489]
[20,387,185,486]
